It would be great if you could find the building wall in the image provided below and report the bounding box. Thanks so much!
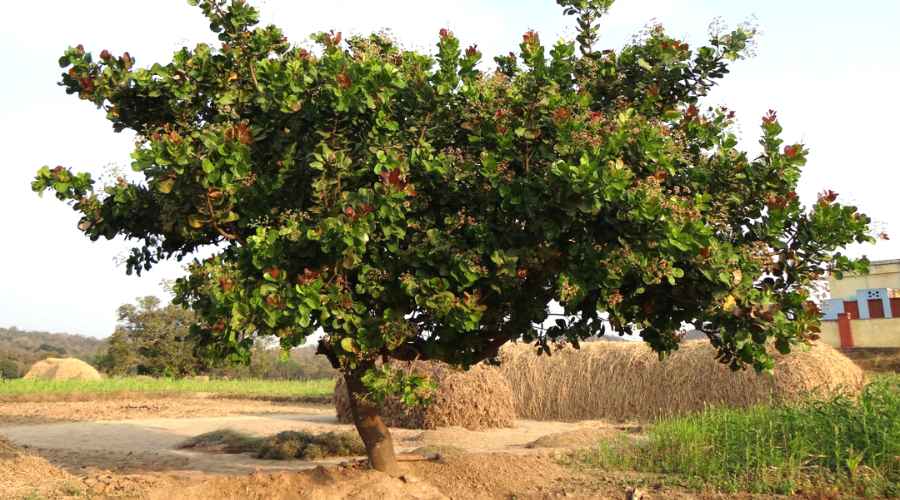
[820,318,900,348]
[830,260,900,299]
[820,322,842,348]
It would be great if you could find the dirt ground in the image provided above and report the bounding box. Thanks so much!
[0,397,774,499]
[0,397,329,426]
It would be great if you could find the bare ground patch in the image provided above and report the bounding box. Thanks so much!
[0,397,330,426]
[0,403,786,499]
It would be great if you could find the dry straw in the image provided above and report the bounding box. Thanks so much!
[23,357,102,381]
[335,361,515,430]
[499,340,866,422]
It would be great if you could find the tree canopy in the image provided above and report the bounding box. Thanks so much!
[34,0,875,472]
[100,296,205,377]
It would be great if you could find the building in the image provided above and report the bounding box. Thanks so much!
[820,259,900,349]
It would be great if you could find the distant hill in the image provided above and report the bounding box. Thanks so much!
[0,326,107,378]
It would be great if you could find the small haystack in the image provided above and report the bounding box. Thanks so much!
[500,341,866,422]
[23,357,102,381]
[335,361,515,430]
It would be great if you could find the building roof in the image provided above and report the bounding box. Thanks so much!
[869,259,900,266]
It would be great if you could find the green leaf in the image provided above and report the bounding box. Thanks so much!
[187,214,205,229]
[340,337,357,353]
[157,178,175,194]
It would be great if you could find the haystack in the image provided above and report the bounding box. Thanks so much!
[334,361,515,430]
[500,340,866,422]
[23,357,102,381]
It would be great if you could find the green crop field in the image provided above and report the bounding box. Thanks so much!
[571,374,900,498]
[0,377,335,403]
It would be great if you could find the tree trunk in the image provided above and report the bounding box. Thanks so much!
[344,367,401,476]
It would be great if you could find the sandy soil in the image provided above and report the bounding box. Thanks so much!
[0,397,774,499]
[1,410,632,474]
[0,397,329,426]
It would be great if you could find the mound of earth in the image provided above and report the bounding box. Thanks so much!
[143,463,448,500]
[23,357,102,381]
[526,428,621,449]
[0,436,83,498]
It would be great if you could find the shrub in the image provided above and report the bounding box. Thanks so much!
[256,431,365,460]
[179,429,365,461]
[0,359,20,379]
[178,429,263,453]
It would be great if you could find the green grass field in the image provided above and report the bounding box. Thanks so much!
[0,376,335,403]
[572,374,900,498]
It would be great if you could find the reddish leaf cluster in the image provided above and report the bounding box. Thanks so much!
[219,277,234,292]
[767,191,797,209]
[225,123,253,145]
[336,71,352,89]
[344,203,374,221]
[660,40,689,51]
[265,294,283,308]
[379,168,406,189]
[327,30,342,46]
[552,108,571,123]
[817,189,838,206]
[296,268,321,285]
[685,104,699,120]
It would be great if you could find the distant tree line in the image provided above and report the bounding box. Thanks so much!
[1,297,334,380]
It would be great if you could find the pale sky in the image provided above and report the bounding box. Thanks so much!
[1,1,897,338]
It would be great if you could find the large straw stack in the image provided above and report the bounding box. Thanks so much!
[23,358,102,381]
[500,340,866,422]
[335,361,515,430]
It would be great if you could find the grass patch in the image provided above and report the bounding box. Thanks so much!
[0,377,334,403]
[571,375,900,497]
[178,429,364,460]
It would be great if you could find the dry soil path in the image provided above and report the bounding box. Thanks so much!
[0,407,627,475]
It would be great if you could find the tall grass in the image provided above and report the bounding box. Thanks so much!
[0,376,335,402]
[499,341,865,422]
[573,375,900,497]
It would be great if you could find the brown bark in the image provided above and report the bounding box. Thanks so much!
[344,367,401,476]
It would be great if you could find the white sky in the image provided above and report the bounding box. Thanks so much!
[1,1,897,338]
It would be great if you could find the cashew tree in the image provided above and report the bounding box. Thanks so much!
[34,0,874,474]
